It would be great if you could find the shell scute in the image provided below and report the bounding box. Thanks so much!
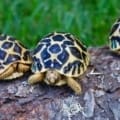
[53,59,62,69]
[69,46,82,59]
[41,38,51,43]
[41,48,51,61]
[8,36,16,41]
[5,54,21,64]
[109,23,119,36]
[23,51,31,61]
[63,61,82,74]
[0,49,6,60]
[76,40,87,51]
[32,57,42,72]
[52,34,65,41]
[44,59,52,68]
[57,50,69,64]
[65,33,74,42]
[63,40,74,46]
[13,43,22,54]
[49,44,61,53]
[2,42,13,49]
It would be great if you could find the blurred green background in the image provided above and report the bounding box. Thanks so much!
[0,0,119,48]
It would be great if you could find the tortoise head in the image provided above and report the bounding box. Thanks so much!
[44,69,66,86]
[44,70,61,85]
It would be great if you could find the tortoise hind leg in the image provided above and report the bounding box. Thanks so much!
[28,73,45,84]
[17,63,30,72]
[0,66,15,80]
[66,77,82,94]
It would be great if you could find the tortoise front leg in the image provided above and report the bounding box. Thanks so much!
[17,63,30,72]
[28,73,45,84]
[0,65,15,80]
[66,77,82,94]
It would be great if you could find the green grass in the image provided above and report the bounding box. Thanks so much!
[0,0,120,48]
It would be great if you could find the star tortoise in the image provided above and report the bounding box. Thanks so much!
[0,34,32,80]
[28,32,89,94]
[109,18,120,53]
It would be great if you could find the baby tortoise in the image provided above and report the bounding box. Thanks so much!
[109,18,120,53]
[28,32,89,94]
[0,34,32,80]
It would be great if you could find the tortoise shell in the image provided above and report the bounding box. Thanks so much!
[0,34,31,74]
[31,32,89,77]
[109,18,120,51]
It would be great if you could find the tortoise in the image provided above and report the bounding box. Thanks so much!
[28,32,89,94]
[109,18,120,53]
[0,34,32,80]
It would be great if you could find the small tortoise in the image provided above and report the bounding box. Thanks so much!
[28,32,89,94]
[0,34,32,80]
[109,18,120,53]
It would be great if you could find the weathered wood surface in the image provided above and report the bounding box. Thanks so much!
[0,47,120,120]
